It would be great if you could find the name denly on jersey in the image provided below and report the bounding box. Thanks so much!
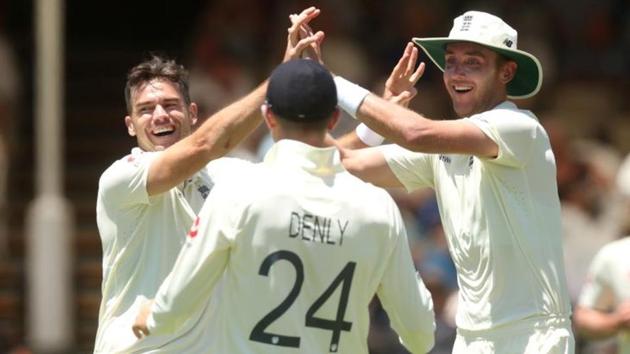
[288,211,349,247]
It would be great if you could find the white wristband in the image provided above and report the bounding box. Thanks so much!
[334,76,370,119]
[356,123,384,146]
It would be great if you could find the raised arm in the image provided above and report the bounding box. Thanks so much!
[336,42,498,157]
[357,94,497,156]
[333,44,425,150]
[146,7,324,196]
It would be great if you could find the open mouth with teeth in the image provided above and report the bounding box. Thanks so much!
[152,126,175,137]
[453,85,473,93]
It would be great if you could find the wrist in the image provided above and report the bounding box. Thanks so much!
[355,123,384,147]
[334,76,370,119]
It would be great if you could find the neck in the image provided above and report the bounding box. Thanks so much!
[274,130,329,148]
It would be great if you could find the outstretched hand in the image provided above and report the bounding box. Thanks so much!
[283,7,325,62]
[383,42,425,107]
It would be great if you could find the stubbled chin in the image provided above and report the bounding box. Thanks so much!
[452,99,474,117]
[150,135,179,150]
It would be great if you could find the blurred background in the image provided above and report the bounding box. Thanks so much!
[0,0,629,353]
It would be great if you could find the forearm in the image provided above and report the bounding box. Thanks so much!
[335,77,497,157]
[341,146,403,188]
[333,131,369,149]
[147,82,266,195]
[574,306,622,339]
[357,94,438,152]
[333,77,437,152]
[191,81,266,160]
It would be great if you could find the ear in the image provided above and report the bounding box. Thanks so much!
[189,103,199,126]
[125,116,136,137]
[501,61,517,84]
[261,104,277,130]
[327,108,340,131]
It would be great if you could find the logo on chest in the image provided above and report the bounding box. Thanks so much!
[439,155,475,175]
[439,155,475,168]
[197,185,210,199]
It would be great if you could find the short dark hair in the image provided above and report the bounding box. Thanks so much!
[124,55,191,114]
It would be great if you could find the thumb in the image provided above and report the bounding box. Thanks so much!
[390,88,417,107]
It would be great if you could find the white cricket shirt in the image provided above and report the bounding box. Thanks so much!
[382,101,572,332]
[579,237,630,354]
[94,147,250,353]
[143,139,436,354]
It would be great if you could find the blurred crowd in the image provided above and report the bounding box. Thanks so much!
[1,0,629,353]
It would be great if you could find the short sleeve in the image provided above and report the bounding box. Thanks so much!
[578,246,615,311]
[467,108,539,168]
[98,151,158,208]
[379,144,435,192]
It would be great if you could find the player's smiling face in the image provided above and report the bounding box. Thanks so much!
[125,79,198,151]
[443,42,510,118]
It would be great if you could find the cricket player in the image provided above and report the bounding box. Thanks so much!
[574,236,630,354]
[309,10,574,353]
[574,156,630,354]
[132,59,436,354]
[94,8,324,353]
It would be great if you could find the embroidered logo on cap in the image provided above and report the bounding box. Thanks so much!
[461,15,473,31]
[503,38,513,48]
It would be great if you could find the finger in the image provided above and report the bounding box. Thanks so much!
[405,46,418,77]
[409,62,426,84]
[405,42,414,59]
[294,31,325,54]
[302,22,315,36]
[288,9,314,33]
[287,8,320,43]
[316,31,325,45]
[406,41,414,52]
[293,7,320,28]
[390,89,417,107]
[394,91,412,102]
[297,6,317,17]
[390,93,410,107]
[132,325,143,339]
[408,87,418,98]
[287,23,299,45]
[298,25,309,39]
[290,6,317,25]
[391,48,411,79]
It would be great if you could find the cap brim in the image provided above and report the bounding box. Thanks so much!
[412,37,543,99]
